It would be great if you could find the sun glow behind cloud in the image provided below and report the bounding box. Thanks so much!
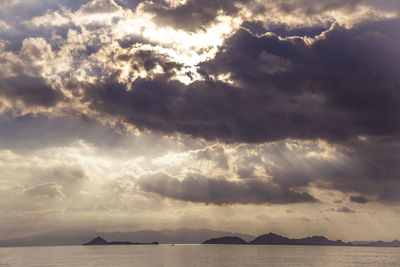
[24,1,242,85]
[113,11,241,83]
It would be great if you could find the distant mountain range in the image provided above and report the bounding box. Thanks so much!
[2,229,400,248]
[0,228,254,247]
[202,232,400,248]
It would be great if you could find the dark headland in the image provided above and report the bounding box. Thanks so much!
[83,236,159,246]
[203,232,400,248]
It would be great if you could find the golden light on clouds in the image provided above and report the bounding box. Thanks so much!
[114,12,241,83]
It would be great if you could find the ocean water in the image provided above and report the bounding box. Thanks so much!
[0,244,400,267]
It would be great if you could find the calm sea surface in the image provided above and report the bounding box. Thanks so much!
[0,244,399,267]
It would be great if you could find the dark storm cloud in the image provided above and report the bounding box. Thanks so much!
[116,0,147,10]
[200,19,400,141]
[86,76,291,142]
[318,138,400,203]
[331,206,356,213]
[1,1,398,208]
[240,21,268,36]
[259,137,399,204]
[142,0,400,32]
[236,137,400,205]
[0,75,63,107]
[144,0,250,32]
[267,0,400,16]
[350,195,368,204]
[131,50,184,74]
[241,21,328,37]
[137,172,317,205]
[84,19,400,144]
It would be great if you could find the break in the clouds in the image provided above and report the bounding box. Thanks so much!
[0,0,399,241]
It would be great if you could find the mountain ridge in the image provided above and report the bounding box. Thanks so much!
[203,232,400,248]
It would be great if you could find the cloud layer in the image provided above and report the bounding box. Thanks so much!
[137,172,317,205]
[73,19,400,145]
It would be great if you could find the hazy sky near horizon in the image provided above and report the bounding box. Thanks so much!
[0,0,399,241]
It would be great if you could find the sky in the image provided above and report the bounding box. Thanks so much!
[0,0,399,241]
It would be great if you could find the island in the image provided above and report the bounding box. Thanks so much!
[250,232,350,246]
[202,236,247,244]
[83,236,159,246]
[203,232,351,246]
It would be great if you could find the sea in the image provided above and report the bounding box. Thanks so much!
[1,244,400,266]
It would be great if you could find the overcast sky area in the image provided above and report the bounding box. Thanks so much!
[0,0,399,241]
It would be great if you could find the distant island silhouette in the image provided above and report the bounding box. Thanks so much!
[249,233,349,246]
[1,228,400,248]
[202,236,247,244]
[203,232,400,247]
[83,236,159,246]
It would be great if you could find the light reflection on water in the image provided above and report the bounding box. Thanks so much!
[1,244,400,267]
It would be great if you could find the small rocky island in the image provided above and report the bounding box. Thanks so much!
[83,236,159,246]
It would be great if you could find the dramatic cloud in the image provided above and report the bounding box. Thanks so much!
[331,206,356,213]
[144,0,250,32]
[350,195,368,204]
[76,19,400,144]
[137,172,317,205]
[143,0,400,32]
[0,75,63,107]
[200,20,400,142]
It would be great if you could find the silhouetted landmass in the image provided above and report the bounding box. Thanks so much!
[293,236,349,246]
[83,236,107,245]
[2,229,400,248]
[202,236,247,244]
[250,232,350,246]
[358,240,400,247]
[206,233,352,247]
[250,233,295,245]
[83,236,159,246]
[0,228,254,247]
